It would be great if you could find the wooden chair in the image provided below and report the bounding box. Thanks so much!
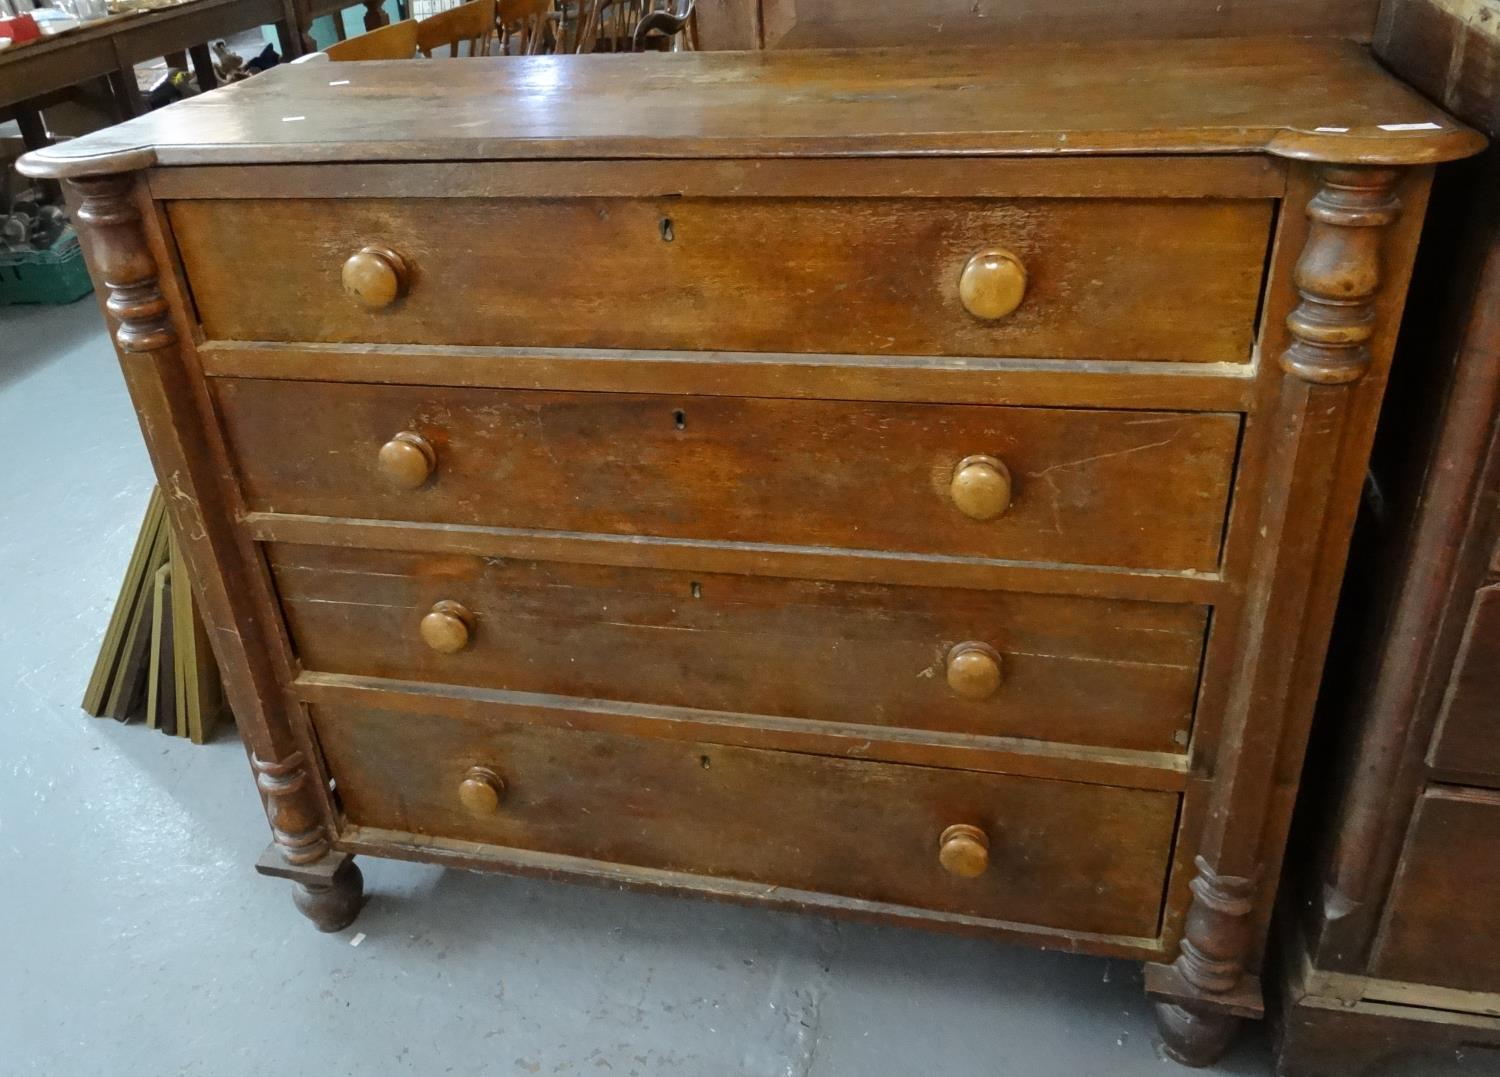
[325,19,420,60]
[418,0,497,58]
[496,0,556,55]
[631,0,694,51]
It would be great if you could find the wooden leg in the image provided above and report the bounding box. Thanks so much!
[256,846,364,932]
[107,65,146,119]
[1154,1000,1241,1068]
[188,43,218,91]
[13,103,50,150]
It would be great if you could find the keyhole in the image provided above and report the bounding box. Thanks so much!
[673,409,686,430]
[699,754,711,769]
[660,217,674,242]
[690,581,702,599]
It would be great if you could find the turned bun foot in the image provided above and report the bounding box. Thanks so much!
[1154,1000,1241,1068]
[256,846,365,932]
[292,857,365,932]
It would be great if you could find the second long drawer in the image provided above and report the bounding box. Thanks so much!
[271,542,1206,754]
[217,379,1240,572]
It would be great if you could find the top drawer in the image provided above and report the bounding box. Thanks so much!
[167,196,1272,362]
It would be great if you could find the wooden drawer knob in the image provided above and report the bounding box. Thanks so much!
[342,245,408,310]
[421,600,474,654]
[950,455,1013,520]
[458,765,505,816]
[378,431,436,489]
[946,642,1003,701]
[938,824,990,879]
[958,248,1026,321]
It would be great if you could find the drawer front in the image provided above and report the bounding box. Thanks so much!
[315,703,1177,937]
[169,196,1272,362]
[272,544,1207,753]
[1372,787,1500,994]
[217,380,1240,572]
[1428,583,1500,782]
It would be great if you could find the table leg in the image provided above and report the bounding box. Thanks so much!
[108,66,147,119]
[188,43,218,90]
[13,104,50,151]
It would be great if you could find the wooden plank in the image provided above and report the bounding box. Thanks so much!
[146,156,1289,200]
[197,343,1259,413]
[243,512,1227,604]
[17,39,1482,179]
[296,672,1191,792]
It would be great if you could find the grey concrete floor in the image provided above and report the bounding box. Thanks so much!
[0,299,1481,1077]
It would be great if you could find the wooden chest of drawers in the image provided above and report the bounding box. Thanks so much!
[20,38,1481,1067]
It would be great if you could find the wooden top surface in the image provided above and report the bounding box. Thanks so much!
[19,37,1483,179]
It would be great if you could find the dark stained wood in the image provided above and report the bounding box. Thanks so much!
[169,194,1272,362]
[1273,11,1500,1074]
[15,39,1482,179]
[312,701,1179,938]
[695,0,1381,52]
[269,542,1208,753]
[1427,585,1500,782]
[213,380,1241,572]
[1371,788,1500,994]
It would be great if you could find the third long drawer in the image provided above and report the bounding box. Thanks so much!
[271,542,1206,755]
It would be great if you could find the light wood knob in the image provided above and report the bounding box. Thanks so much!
[950,455,1013,520]
[458,766,505,816]
[958,248,1027,320]
[946,642,1003,701]
[341,245,408,310]
[420,600,474,654]
[378,431,436,489]
[938,824,990,879]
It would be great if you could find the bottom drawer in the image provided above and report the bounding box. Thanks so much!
[315,703,1177,939]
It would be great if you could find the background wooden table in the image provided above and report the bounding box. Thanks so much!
[1,0,304,152]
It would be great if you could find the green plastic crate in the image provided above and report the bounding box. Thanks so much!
[0,228,94,305]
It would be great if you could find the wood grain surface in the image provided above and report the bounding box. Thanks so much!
[312,701,1178,937]
[213,379,1242,571]
[17,38,1483,178]
[169,195,1271,362]
[270,543,1208,752]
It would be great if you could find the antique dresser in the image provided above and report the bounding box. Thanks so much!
[1273,4,1500,1073]
[19,40,1481,1066]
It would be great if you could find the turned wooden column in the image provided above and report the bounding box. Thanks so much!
[68,173,361,928]
[1149,165,1405,1066]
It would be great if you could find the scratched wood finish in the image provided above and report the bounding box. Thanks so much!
[311,701,1179,938]
[169,196,1272,362]
[1369,788,1500,994]
[213,380,1241,572]
[270,543,1208,753]
[17,40,1481,176]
